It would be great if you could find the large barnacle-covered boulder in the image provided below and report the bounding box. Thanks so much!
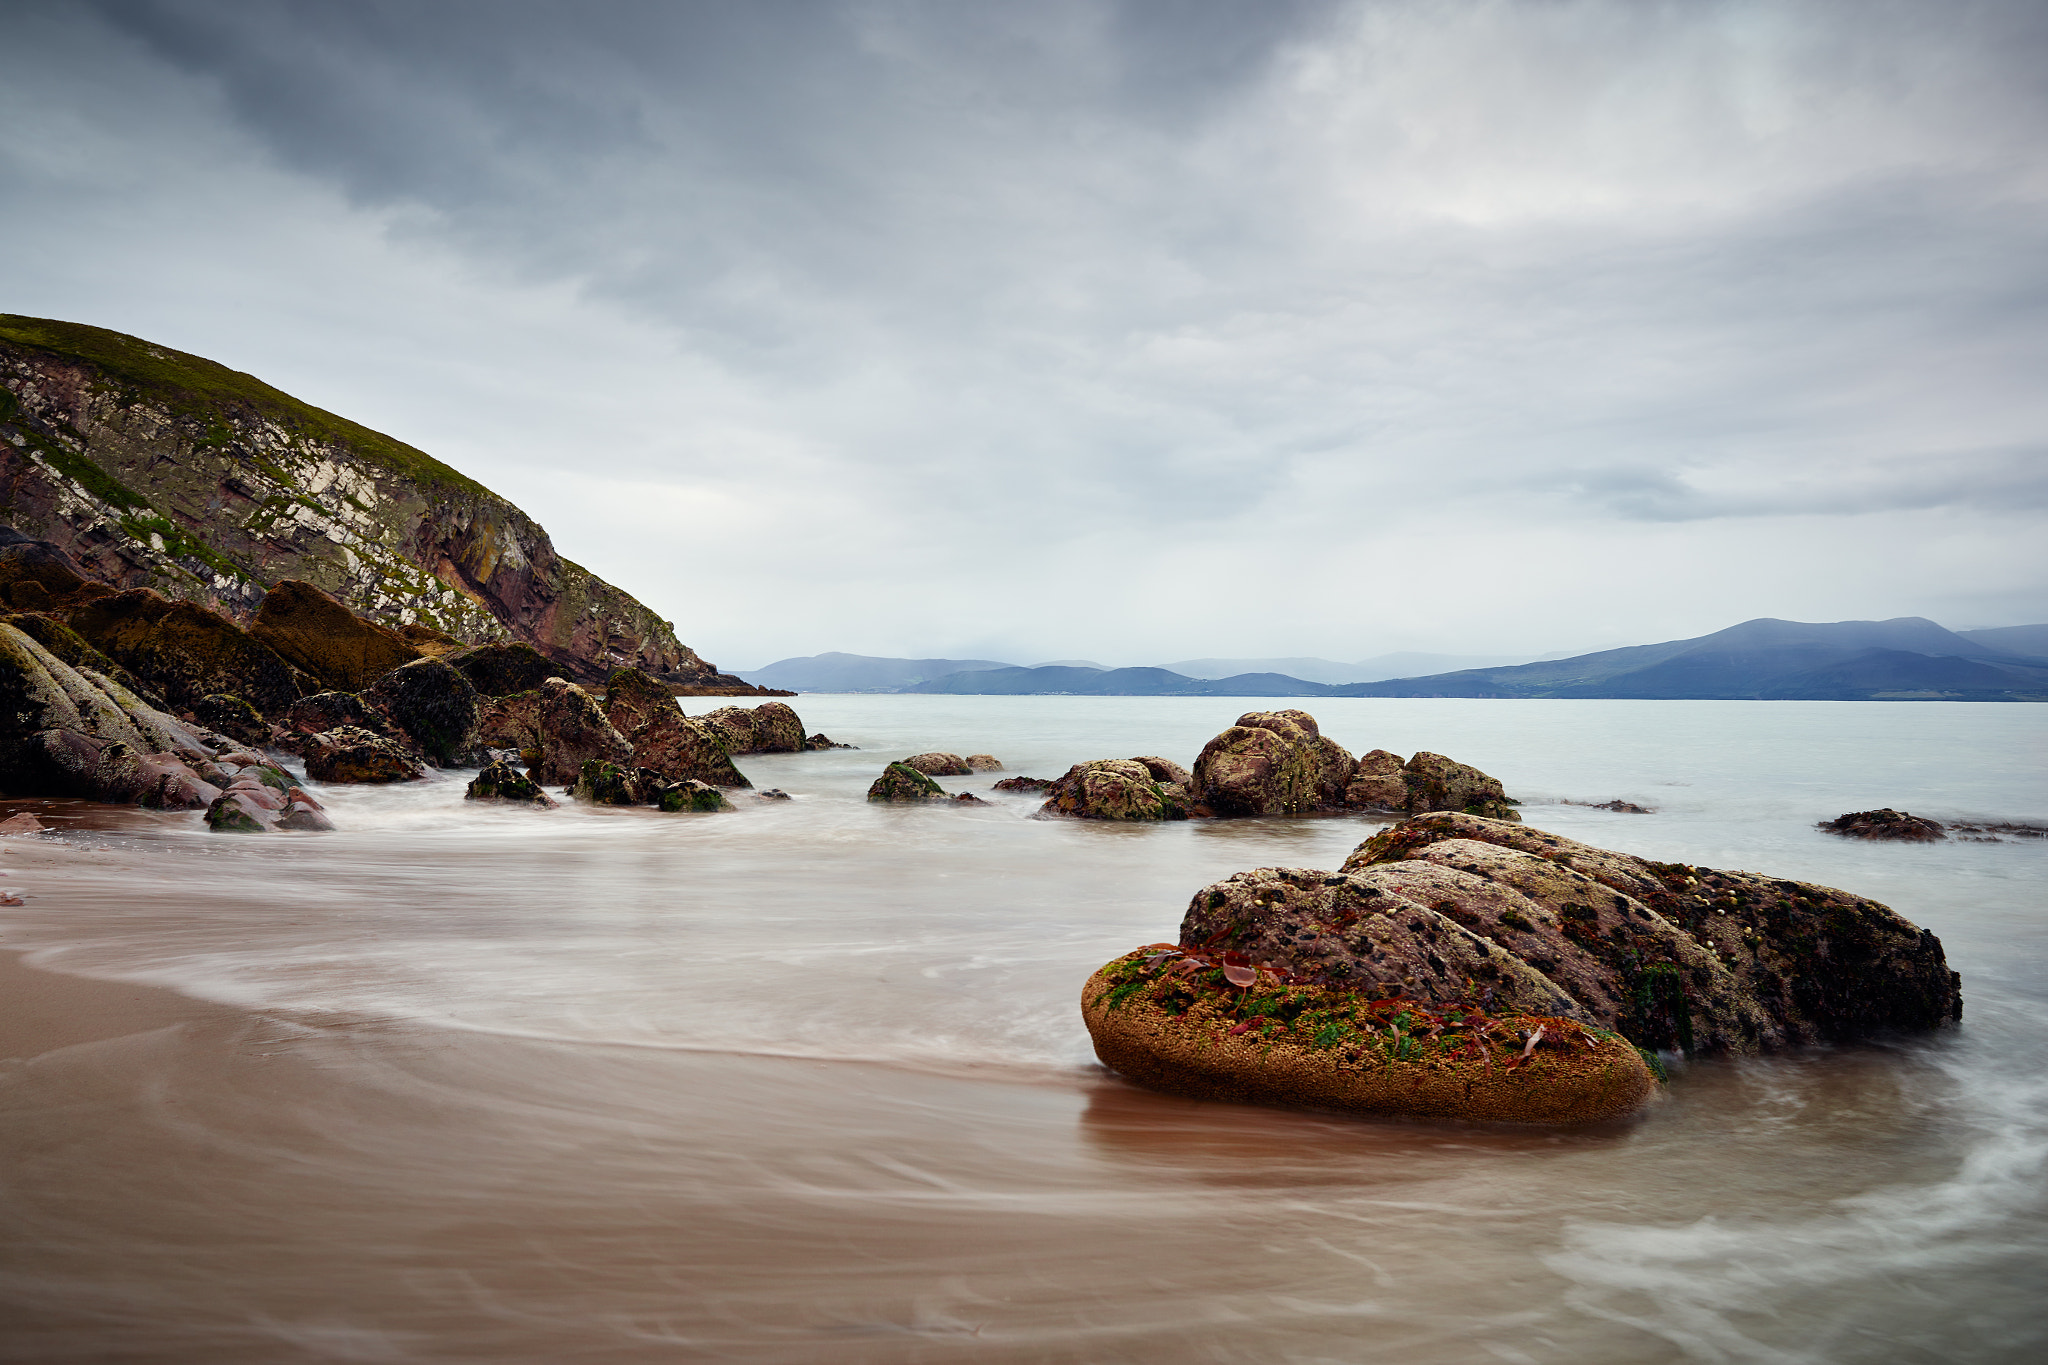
[1082,813,1961,1124]
[1038,758,1190,821]
[1189,710,1356,816]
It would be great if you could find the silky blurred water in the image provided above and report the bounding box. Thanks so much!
[1,697,2044,1363]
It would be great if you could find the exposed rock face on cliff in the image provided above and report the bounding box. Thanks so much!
[250,579,420,692]
[0,315,747,688]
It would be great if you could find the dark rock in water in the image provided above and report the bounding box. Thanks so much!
[902,751,972,776]
[1191,710,1356,816]
[464,760,558,808]
[205,760,332,832]
[1946,818,2048,843]
[867,762,948,801]
[965,754,1003,772]
[250,579,421,693]
[1039,759,1189,821]
[1819,809,1945,841]
[698,701,806,755]
[527,678,634,786]
[602,667,751,788]
[449,642,558,697]
[66,588,310,715]
[191,693,268,746]
[805,733,855,750]
[573,758,732,812]
[657,779,734,813]
[992,776,1054,793]
[303,726,426,784]
[756,788,792,801]
[952,791,991,805]
[364,656,481,766]
[1588,799,1652,813]
[574,758,649,806]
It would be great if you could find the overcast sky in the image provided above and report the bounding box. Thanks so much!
[4,0,2045,669]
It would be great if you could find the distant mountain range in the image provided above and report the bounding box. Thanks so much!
[1163,652,1542,684]
[741,618,2048,700]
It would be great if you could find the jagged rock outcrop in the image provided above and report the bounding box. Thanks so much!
[525,678,634,786]
[250,579,420,692]
[600,668,749,788]
[464,759,558,808]
[280,690,394,746]
[698,701,807,755]
[0,315,748,687]
[1189,710,1358,816]
[1039,758,1191,821]
[66,588,309,715]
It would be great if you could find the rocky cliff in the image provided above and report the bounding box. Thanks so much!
[0,315,748,688]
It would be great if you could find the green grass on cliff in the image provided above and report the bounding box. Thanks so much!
[0,315,490,499]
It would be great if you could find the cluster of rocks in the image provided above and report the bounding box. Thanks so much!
[1030,710,1518,823]
[1083,811,1963,1124]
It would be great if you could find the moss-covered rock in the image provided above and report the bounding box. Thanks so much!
[867,762,948,801]
[250,579,420,692]
[205,760,333,831]
[1038,758,1189,821]
[464,759,558,808]
[1082,950,1655,1125]
[364,656,481,767]
[698,701,807,755]
[657,779,734,813]
[1190,710,1357,816]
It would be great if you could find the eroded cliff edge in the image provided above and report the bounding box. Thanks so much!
[0,315,743,687]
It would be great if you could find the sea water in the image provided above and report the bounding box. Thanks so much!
[0,697,2043,1363]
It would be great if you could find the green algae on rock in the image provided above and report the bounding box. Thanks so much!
[1081,949,1656,1125]
[867,762,948,801]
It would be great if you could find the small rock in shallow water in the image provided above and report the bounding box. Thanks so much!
[964,754,1003,771]
[867,763,949,802]
[465,760,558,808]
[991,776,1053,793]
[1819,808,1945,841]
[0,812,42,835]
[755,788,791,801]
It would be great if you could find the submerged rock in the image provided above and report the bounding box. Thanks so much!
[204,761,332,832]
[302,726,426,784]
[992,776,1054,793]
[805,733,855,750]
[249,579,420,693]
[1819,809,1945,841]
[1084,813,1961,1123]
[464,760,558,808]
[1039,759,1190,821]
[867,762,949,801]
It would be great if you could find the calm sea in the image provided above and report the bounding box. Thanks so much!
[2,696,2044,1363]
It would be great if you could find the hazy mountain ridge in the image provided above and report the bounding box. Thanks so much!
[750,617,2048,699]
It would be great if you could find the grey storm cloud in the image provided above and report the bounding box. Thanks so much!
[5,0,2047,664]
